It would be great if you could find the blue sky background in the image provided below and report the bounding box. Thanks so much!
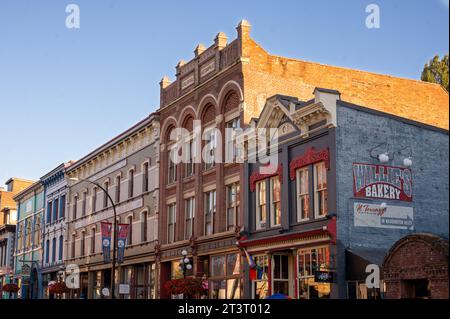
[0,0,448,185]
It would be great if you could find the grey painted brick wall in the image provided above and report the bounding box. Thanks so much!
[334,102,449,298]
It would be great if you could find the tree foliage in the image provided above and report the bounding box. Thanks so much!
[421,54,449,91]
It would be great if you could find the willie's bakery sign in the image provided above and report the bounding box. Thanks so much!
[353,163,412,202]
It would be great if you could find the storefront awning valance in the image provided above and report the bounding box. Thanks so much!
[346,248,387,281]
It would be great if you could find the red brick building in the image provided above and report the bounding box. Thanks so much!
[156,20,449,299]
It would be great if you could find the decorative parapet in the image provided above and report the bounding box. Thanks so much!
[160,20,250,107]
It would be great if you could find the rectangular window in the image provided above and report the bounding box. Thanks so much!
[60,195,66,219]
[168,149,177,184]
[210,253,241,299]
[273,255,290,296]
[128,170,134,198]
[82,191,87,216]
[296,168,310,222]
[58,236,64,261]
[226,183,240,231]
[127,216,133,246]
[252,255,269,299]
[204,190,216,236]
[143,162,149,192]
[298,246,331,299]
[167,203,176,244]
[141,211,148,243]
[53,198,59,221]
[185,139,195,177]
[256,181,267,230]
[103,181,109,208]
[90,228,96,254]
[47,201,52,224]
[45,240,50,263]
[116,176,121,203]
[34,216,41,246]
[203,128,217,170]
[71,234,76,258]
[81,232,86,257]
[52,238,56,262]
[270,177,281,227]
[92,188,97,213]
[314,162,328,218]
[225,118,242,163]
[185,197,195,240]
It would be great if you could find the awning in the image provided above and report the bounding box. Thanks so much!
[346,248,387,281]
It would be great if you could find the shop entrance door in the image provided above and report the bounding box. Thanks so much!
[271,254,292,297]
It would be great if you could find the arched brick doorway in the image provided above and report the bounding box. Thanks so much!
[383,233,448,299]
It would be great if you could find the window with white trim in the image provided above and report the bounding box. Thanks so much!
[168,148,177,184]
[203,127,217,170]
[256,181,267,230]
[204,190,216,236]
[225,118,241,163]
[296,167,310,222]
[226,183,240,231]
[141,211,148,243]
[185,138,195,177]
[314,162,328,218]
[167,203,176,244]
[269,177,281,227]
[185,197,195,240]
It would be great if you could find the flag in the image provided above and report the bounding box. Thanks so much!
[101,222,112,263]
[117,224,129,264]
[243,248,256,269]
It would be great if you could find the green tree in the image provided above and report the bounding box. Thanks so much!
[421,54,449,91]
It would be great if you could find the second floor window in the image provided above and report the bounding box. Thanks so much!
[127,216,133,246]
[204,190,216,236]
[296,168,310,222]
[256,181,267,230]
[82,192,87,216]
[185,138,195,177]
[45,240,50,263]
[203,128,217,170]
[60,195,66,219]
[115,176,121,203]
[185,197,195,240]
[92,188,97,213]
[314,162,328,218]
[141,211,148,243]
[168,149,176,184]
[81,231,86,257]
[53,198,59,221]
[226,183,240,231]
[225,118,242,163]
[71,234,76,258]
[59,235,63,261]
[143,162,149,192]
[103,181,109,208]
[167,203,176,244]
[128,170,134,198]
[270,177,281,227]
[90,227,96,254]
[52,237,56,263]
[47,201,52,224]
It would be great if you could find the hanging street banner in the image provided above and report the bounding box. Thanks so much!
[101,222,112,263]
[354,202,414,230]
[353,163,413,202]
[117,224,129,264]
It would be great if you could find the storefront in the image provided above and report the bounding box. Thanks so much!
[239,225,337,299]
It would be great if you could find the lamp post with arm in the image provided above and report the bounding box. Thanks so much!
[68,178,118,299]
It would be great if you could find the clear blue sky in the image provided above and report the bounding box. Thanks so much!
[0,0,448,185]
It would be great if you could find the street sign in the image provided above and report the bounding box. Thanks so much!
[314,271,334,283]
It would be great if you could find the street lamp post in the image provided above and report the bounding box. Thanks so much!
[179,250,192,279]
[69,178,118,299]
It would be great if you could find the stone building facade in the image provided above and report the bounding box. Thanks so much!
[40,162,73,298]
[65,114,160,299]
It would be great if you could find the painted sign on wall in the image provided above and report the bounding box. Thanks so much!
[354,202,414,230]
[353,163,412,201]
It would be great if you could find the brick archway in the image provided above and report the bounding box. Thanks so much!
[383,233,448,299]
